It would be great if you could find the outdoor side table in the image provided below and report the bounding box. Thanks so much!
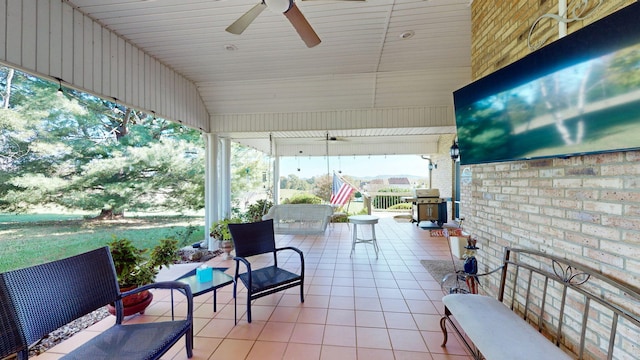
[172,268,233,317]
[348,215,380,258]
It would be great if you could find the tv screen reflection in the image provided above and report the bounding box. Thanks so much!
[454,4,640,165]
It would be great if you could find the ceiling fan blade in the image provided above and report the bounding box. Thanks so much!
[283,3,321,48]
[225,2,267,35]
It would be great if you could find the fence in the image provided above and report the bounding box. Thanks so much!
[369,192,412,210]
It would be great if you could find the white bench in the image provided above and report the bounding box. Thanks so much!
[262,204,333,235]
[443,294,571,359]
[440,247,640,360]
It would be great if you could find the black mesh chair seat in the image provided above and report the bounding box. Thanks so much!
[62,321,191,359]
[0,247,194,360]
[238,265,302,293]
[229,219,305,323]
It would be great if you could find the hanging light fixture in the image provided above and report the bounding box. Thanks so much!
[55,78,63,97]
[450,140,460,161]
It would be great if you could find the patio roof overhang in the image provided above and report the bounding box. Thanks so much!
[0,0,471,158]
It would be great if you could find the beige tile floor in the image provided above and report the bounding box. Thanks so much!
[37,215,472,360]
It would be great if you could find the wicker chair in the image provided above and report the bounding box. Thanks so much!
[229,219,305,323]
[0,246,193,360]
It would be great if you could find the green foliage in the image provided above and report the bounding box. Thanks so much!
[388,202,412,210]
[209,199,275,245]
[282,193,323,204]
[62,138,205,213]
[108,236,179,288]
[0,67,205,215]
[603,46,640,96]
[376,187,410,193]
[166,224,199,247]
[245,199,273,222]
[0,214,203,273]
[312,174,332,202]
[279,174,311,191]
[148,238,180,268]
[108,236,144,287]
[1,66,298,219]
[230,143,270,209]
[331,213,349,223]
[209,218,241,241]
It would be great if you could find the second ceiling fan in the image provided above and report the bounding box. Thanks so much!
[226,0,364,48]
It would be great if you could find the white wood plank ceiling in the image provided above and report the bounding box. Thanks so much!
[63,0,472,156]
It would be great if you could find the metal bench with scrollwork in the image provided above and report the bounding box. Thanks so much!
[440,247,640,360]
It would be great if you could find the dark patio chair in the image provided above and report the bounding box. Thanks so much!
[229,219,305,323]
[0,247,193,360]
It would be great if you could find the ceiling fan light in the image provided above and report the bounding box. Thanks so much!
[265,0,292,13]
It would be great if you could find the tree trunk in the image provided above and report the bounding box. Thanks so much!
[95,208,125,220]
[1,68,14,109]
[115,108,132,141]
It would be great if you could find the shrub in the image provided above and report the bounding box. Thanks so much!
[245,199,274,222]
[108,236,179,288]
[283,193,322,204]
[389,203,412,210]
[209,218,242,241]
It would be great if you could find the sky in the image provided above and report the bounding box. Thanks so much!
[279,154,431,179]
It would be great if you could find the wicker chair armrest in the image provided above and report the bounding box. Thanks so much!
[275,246,304,258]
[233,257,252,270]
[122,280,193,296]
[275,246,304,276]
[233,257,254,292]
[233,257,252,276]
[116,281,193,324]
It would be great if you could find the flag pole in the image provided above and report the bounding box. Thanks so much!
[326,133,330,178]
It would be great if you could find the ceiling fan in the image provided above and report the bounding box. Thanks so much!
[225,0,365,48]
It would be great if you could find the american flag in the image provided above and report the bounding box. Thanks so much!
[330,173,356,207]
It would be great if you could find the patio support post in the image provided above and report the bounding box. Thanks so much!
[204,133,218,250]
[273,147,280,205]
[221,137,232,219]
[204,133,233,250]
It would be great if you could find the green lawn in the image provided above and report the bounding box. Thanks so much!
[0,214,205,273]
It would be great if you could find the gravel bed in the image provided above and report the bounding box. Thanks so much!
[29,307,110,357]
[28,248,222,357]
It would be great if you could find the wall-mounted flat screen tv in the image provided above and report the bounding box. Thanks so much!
[453,3,640,165]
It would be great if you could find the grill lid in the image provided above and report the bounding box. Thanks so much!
[413,188,440,198]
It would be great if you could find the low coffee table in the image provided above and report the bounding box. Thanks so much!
[173,268,233,314]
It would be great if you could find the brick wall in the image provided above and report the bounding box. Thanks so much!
[462,0,640,322]
[471,0,634,79]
